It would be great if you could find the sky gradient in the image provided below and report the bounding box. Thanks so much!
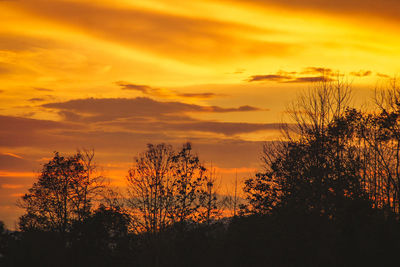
[1,0,400,228]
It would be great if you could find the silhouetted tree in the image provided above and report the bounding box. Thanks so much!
[76,149,106,221]
[18,150,105,233]
[224,170,242,217]
[198,167,222,224]
[168,142,206,225]
[69,205,131,266]
[357,80,400,213]
[126,143,174,234]
[127,143,214,232]
[0,221,9,262]
[243,77,369,217]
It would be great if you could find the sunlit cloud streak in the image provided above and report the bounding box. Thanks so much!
[225,0,400,22]
[247,67,336,83]
[117,81,220,99]
[350,70,372,77]
[42,97,263,122]
[15,0,294,64]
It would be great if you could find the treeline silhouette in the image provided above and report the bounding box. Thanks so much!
[2,79,400,266]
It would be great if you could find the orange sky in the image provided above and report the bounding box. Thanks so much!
[1,0,400,228]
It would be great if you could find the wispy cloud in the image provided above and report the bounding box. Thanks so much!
[0,153,37,172]
[34,87,54,92]
[248,74,291,82]
[42,97,263,122]
[1,184,24,189]
[117,81,221,99]
[28,98,45,102]
[17,0,292,64]
[377,73,390,78]
[2,152,23,159]
[286,76,333,83]
[350,70,372,77]
[118,83,152,93]
[0,34,60,52]
[225,0,400,23]
[176,92,219,99]
[248,67,335,83]
[301,67,333,75]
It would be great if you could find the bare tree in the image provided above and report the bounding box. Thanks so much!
[285,74,352,140]
[126,143,214,232]
[223,169,244,217]
[233,170,239,217]
[198,166,222,225]
[126,144,174,234]
[358,79,400,213]
[243,76,367,216]
[74,149,106,221]
[168,142,206,225]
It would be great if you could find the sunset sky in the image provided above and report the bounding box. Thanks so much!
[1,0,400,228]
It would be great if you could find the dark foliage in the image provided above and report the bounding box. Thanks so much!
[2,209,400,267]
